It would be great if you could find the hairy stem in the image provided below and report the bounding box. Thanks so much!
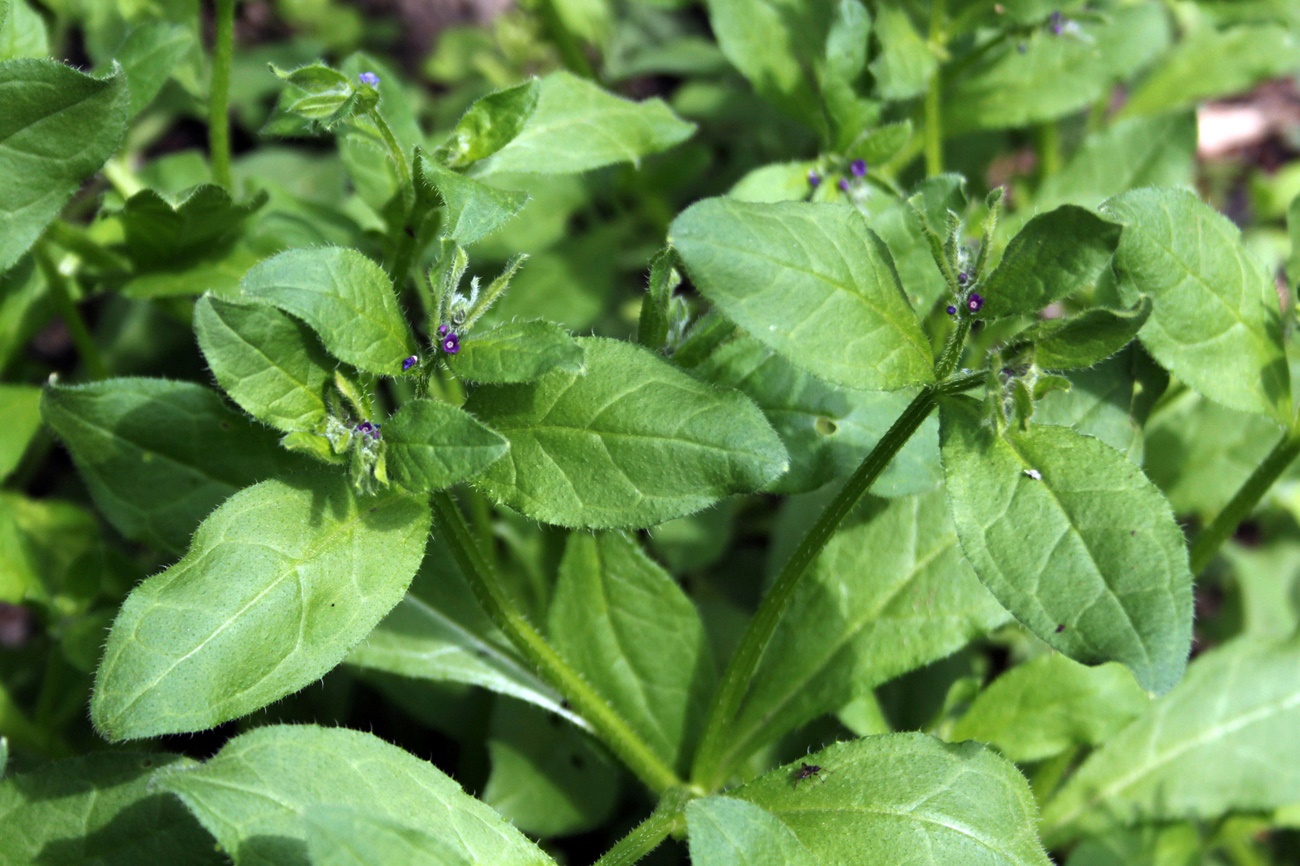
[36,250,108,381]
[1189,429,1300,575]
[209,0,236,190]
[430,492,682,794]
[690,372,985,789]
[591,789,690,866]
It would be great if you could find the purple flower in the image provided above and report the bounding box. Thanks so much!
[442,333,460,355]
[358,71,380,87]
[355,421,381,440]
[437,324,451,338]
[838,177,851,193]
[957,272,969,286]
[1049,11,1065,35]
[808,170,822,188]
[849,159,867,178]
[402,355,418,371]
[946,305,957,315]
[966,293,984,313]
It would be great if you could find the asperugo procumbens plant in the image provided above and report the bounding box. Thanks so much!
[3,0,1300,863]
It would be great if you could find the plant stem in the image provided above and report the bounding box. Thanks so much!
[430,492,682,794]
[537,0,595,79]
[1037,122,1061,179]
[1188,429,1300,575]
[209,0,236,190]
[36,250,108,381]
[923,0,947,177]
[690,372,984,789]
[591,789,690,866]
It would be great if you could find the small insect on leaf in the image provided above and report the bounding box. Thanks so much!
[793,761,824,788]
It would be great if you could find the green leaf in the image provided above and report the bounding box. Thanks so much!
[687,332,941,495]
[1035,114,1197,212]
[549,531,715,770]
[465,337,788,529]
[731,735,1052,865]
[940,396,1194,694]
[239,246,417,376]
[193,295,334,435]
[383,398,509,493]
[1015,299,1152,370]
[980,206,1122,319]
[686,797,817,866]
[1121,24,1300,118]
[722,491,1007,774]
[482,71,695,175]
[0,60,129,273]
[158,725,553,866]
[41,378,293,554]
[944,5,1169,134]
[1042,635,1300,844]
[1033,346,1166,463]
[1103,188,1291,424]
[117,184,266,270]
[0,492,103,606]
[349,543,578,722]
[416,155,528,246]
[483,701,620,838]
[0,255,48,373]
[951,655,1149,763]
[450,319,585,384]
[303,807,476,866]
[437,78,540,169]
[671,198,934,390]
[0,0,47,62]
[870,5,936,100]
[1063,824,1201,866]
[0,383,40,482]
[0,752,223,866]
[91,474,431,740]
[115,22,196,117]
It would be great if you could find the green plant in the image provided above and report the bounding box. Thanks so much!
[3,1,1300,863]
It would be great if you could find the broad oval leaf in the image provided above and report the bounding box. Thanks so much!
[686,797,817,866]
[437,78,540,169]
[951,654,1149,764]
[304,807,475,866]
[1103,188,1291,424]
[731,734,1052,866]
[465,337,788,528]
[980,206,1122,320]
[158,725,553,866]
[723,490,1008,774]
[115,22,196,117]
[1042,635,1300,844]
[0,752,222,866]
[549,531,716,771]
[451,320,585,384]
[688,331,941,496]
[671,198,934,391]
[91,474,430,740]
[417,155,528,246]
[118,184,266,270]
[239,246,416,376]
[41,378,294,554]
[383,398,509,493]
[482,71,695,175]
[0,60,129,272]
[940,397,1193,694]
[194,295,334,434]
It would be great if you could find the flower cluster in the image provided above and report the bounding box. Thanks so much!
[437,324,460,355]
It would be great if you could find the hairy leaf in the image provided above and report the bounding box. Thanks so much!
[382,398,509,493]
[451,320,585,384]
[687,797,817,866]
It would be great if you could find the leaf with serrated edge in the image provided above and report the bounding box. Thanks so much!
[239,246,416,376]
[1103,188,1291,424]
[723,490,1007,774]
[940,396,1193,694]
[451,320,585,384]
[0,752,223,866]
[550,531,715,770]
[671,198,933,391]
[1042,635,1300,844]
[383,398,509,493]
[194,295,334,434]
[732,734,1052,866]
[158,725,552,866]
[686,797,816,866]
[91,474,430,740]
[466,337,788,528]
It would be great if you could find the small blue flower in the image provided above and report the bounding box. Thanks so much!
[967,293,984,313]
[946,305,957,316]
[837,177,851,193]
[808,170,822,188]
[402,355,419,372]
[849,159,867,178]
[355,421,381,440]
[358,71,380,87]
[437,324,451,338]
[1049,11,1065,35]
[957,272,969,286]
[442,333,460,355]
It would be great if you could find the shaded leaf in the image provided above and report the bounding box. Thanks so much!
[0,383,40,482]
[117,184,266,270]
